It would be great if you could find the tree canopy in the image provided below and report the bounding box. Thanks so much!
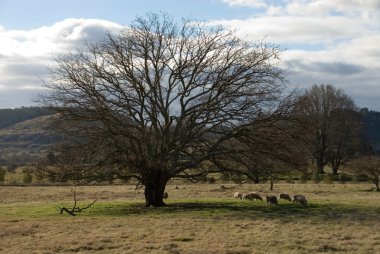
[41,13,297,206]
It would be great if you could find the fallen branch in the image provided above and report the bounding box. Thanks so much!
[57,187,97,216]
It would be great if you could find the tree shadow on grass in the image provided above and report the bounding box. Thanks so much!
[90,200,380,223]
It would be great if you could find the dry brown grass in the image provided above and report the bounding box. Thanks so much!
[1,183,379,253]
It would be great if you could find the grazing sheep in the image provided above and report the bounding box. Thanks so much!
[279,193,292,202]
[243,192,263,201]
[266,195,278,205]
[293,194,307,205]
[163,192,168,200]
[234,192,244,200]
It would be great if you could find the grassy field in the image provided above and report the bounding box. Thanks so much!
[0,183,379,254]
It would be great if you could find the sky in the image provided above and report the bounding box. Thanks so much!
[0,0,379,110]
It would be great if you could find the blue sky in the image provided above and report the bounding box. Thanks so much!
[0,0,257,30]
[0,0,379,110]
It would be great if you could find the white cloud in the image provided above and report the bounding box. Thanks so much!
[0,18,122,57]
[0,6,379,110]
[281,36,380,110]
[222,0,268,8]
[285,0,380,17]
[217,0,380,110]
[282,34,380,68]
[210,15,373,44]
[222,0,380,15]
[0,18,122,108]
[216,0,380,45]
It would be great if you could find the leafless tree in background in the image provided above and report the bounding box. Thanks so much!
[296,84,360,175]
[351,156,380,191]
[328,104,361,175]
[41,13,294,207]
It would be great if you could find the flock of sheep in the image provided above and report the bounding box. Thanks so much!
[233,191,308,205]
[163,189,307,206]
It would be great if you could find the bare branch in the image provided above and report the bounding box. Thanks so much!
[57,188,97,216]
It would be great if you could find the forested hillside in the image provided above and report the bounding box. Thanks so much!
[361,108,380,154]
[0,113,62,167]
[0,107,51,129]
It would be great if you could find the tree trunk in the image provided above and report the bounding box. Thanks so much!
[331,155,342,175]
[332,164,339,175]
[143,171,169,207]
[374,178,380,192]
[316,157,325,174]
[270,177,274,191]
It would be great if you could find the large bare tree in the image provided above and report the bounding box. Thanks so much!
[41,13,293,207]
[296,84,360,175]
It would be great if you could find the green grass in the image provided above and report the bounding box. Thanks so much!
[2,198,379,224]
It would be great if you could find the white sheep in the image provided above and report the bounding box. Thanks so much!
[243,192,263,201]
[293,194,307,205]
[266,195,278,205]
[233,191,244,200]
[163,192,168,200]
[279,193,292,202]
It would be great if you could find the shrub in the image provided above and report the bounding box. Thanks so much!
[284,172,297,183]
[0,167,6,183]
[23,172,33,184]
[339,173,352,183]
[300,171,309,183]
[332,174,340,181]
[353,174,369,182]
[312,171,320,183]
[7,164,17,173]
[207,176,216,184]
[351,156,380,191]
[220,174,231,182]
[285,179,295,184]
[324,173,334,184]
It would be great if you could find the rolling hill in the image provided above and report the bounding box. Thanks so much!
[0,114,62,166]
[0,107,51,129]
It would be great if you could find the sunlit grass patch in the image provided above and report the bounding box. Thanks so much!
[1,198,378,225]
[0,202,59,217]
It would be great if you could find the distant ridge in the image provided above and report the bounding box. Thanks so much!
[0,113,61,166]
[0,107,51,129]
